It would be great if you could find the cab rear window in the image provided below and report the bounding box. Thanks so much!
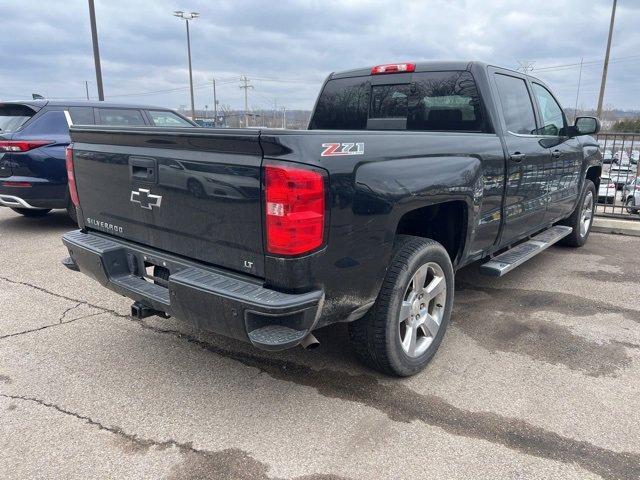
[309,71,487,132]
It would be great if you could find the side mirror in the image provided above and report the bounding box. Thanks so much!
[573,116,601,136]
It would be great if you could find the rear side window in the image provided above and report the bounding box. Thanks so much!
[0,104,35,133]
[309,77,370,129]
[97,108,146,126]
[309,71,485,132]
[68,107,94,125]
[494,74,537,135]
[20,110,69,136]
[147,110,193,127]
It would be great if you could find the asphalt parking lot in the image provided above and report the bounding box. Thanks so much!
[1,208,640,480]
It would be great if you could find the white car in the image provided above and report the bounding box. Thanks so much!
[609,164,636,189]
[624,177,640,214]
[598,176,617,204]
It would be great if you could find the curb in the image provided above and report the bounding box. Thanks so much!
[592,217,640,237]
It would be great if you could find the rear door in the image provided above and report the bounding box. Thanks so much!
[530,82,583,223]
[491,70,550,245]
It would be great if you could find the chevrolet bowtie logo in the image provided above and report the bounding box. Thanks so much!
[130,188,162,210]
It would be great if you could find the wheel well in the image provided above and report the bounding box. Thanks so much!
[586,166,602,190]
[395,201,467,263]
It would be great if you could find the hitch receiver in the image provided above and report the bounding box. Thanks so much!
[131,301,169,319]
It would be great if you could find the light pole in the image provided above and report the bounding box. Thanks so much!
[597,0,617,119]
[173,10,199,120]
[88,0,104,100]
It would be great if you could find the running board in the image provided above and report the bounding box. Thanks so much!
[480,226,572,277]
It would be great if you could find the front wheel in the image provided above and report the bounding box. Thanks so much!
[10,207,51,217]
[559,180,596,247]
[626,197,638,214]
[348,236,454,377]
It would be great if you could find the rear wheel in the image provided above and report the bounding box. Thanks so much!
[559,179,596,247]
[187,179,206,198]
[348,235,454,377]
[10,208,51,217]
[626,197,638,214]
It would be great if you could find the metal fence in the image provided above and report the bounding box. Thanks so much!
[595,132,640,219]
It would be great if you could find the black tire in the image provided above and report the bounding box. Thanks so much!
[559,179,596,247]
[67,204,78,224]
[10,208,51,217]
[626,197,638,214]
[187,179,206,198]
[348,235,454,377]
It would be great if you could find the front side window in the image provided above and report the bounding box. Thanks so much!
[97,108,145,126]
[148,110,193,127]
[494,74,537,135]
[532,83,566,136]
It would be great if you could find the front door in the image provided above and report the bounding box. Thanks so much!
[530,82,583,223]
[493,72,551,245]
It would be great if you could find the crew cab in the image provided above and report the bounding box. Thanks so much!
[0,101,196,221]
[62,61,602,376]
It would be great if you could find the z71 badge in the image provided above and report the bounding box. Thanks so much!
[321,142,364,157]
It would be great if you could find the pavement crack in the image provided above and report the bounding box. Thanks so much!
[58,302,82,324]
[0,312,103,341]
[1,393,350,480]
[0,276,129,319]
[131,320,640,480]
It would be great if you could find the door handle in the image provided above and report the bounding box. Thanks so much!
[551,149,562,158]
[510,152,526,162]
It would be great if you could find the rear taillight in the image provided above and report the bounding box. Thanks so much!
[1,181,31,187]
[0,140,54,152]
[66,146,79,207]
[371,63,415,75]
[265,164,325,255]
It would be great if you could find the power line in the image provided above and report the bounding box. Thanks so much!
[239,75,253,127]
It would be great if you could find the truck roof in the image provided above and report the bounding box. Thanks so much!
[0,100,175,110]
[330,60,523,79]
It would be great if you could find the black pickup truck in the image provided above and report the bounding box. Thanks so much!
[62,61,602,376]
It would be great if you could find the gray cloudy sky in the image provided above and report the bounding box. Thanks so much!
[1,0,638,111]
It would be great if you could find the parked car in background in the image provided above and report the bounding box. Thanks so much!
[602,149,614,164]
[624,177,640,214]
[609,163,635,190]
[598,175,617,204]
[0,100,196,221]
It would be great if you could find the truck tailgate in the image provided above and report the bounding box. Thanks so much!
[70,127,265,277]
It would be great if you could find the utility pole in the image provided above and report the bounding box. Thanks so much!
[282,106,286,129]
[516,60,535,74]
[173,11,199,120]
[87,0,104,100]
[597,0,617,119]
[239,75,253,127]
[573,57,584,122]
[212,77,218,127]
[85,81,90,100]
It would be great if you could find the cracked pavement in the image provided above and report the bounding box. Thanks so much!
[1,208,640,480]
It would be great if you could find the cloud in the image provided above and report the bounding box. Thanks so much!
[0,0,638,110]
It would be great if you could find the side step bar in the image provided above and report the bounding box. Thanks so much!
[480,225,572,277]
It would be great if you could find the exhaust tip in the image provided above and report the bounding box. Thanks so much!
[300,333,320,350]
